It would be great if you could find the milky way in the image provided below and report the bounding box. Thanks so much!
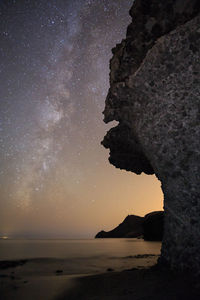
[0,0,163,238]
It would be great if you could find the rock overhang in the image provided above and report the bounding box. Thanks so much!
[102,0,200,271]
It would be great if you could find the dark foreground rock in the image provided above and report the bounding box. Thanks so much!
[102,0,200,271]
[95,215,143,238]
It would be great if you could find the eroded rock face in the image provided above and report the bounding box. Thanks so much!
[102,0,200,271]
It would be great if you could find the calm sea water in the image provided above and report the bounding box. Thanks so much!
[0,239,161,275]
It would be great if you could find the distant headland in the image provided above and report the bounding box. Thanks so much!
[95,211,164,241]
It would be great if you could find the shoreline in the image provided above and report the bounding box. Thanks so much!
[56,265,200,300]
[0,255,159,300]
[1,255,200,300]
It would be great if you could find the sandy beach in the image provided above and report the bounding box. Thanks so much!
[0,255,159,300]
[0,238,162,299]
[0,258,81,300]
[58,266,200,300]
[1,255,200,300]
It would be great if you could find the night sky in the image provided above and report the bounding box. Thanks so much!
[0,0,163,238]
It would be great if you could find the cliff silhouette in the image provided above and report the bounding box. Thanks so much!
[95,215,143,238]
[95,211,164,240]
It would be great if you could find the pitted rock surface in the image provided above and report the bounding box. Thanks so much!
[102,0,200,271]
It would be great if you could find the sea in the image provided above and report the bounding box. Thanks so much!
[0,239,161,276]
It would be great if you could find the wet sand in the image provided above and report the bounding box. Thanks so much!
[1,255,199,300]
[57,266,200,300]
[0,259,77,300]
[0,255,157,300]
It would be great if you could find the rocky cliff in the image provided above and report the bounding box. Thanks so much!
[143,211,164,241]
[95,211,164,240]
[95,215,144,238]
[102,0,200,271]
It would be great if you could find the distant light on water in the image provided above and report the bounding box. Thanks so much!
[0,236,8,240]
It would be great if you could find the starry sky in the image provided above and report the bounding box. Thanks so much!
[0,0,163,238]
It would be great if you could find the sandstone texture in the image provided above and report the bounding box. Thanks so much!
[102,0,200,271]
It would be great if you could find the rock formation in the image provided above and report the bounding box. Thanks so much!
[143,211,164,241]
[95,211,164,240]
[95,215,144,238]
[102,0,200,271]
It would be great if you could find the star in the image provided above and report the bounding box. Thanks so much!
[0,0,162,238]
